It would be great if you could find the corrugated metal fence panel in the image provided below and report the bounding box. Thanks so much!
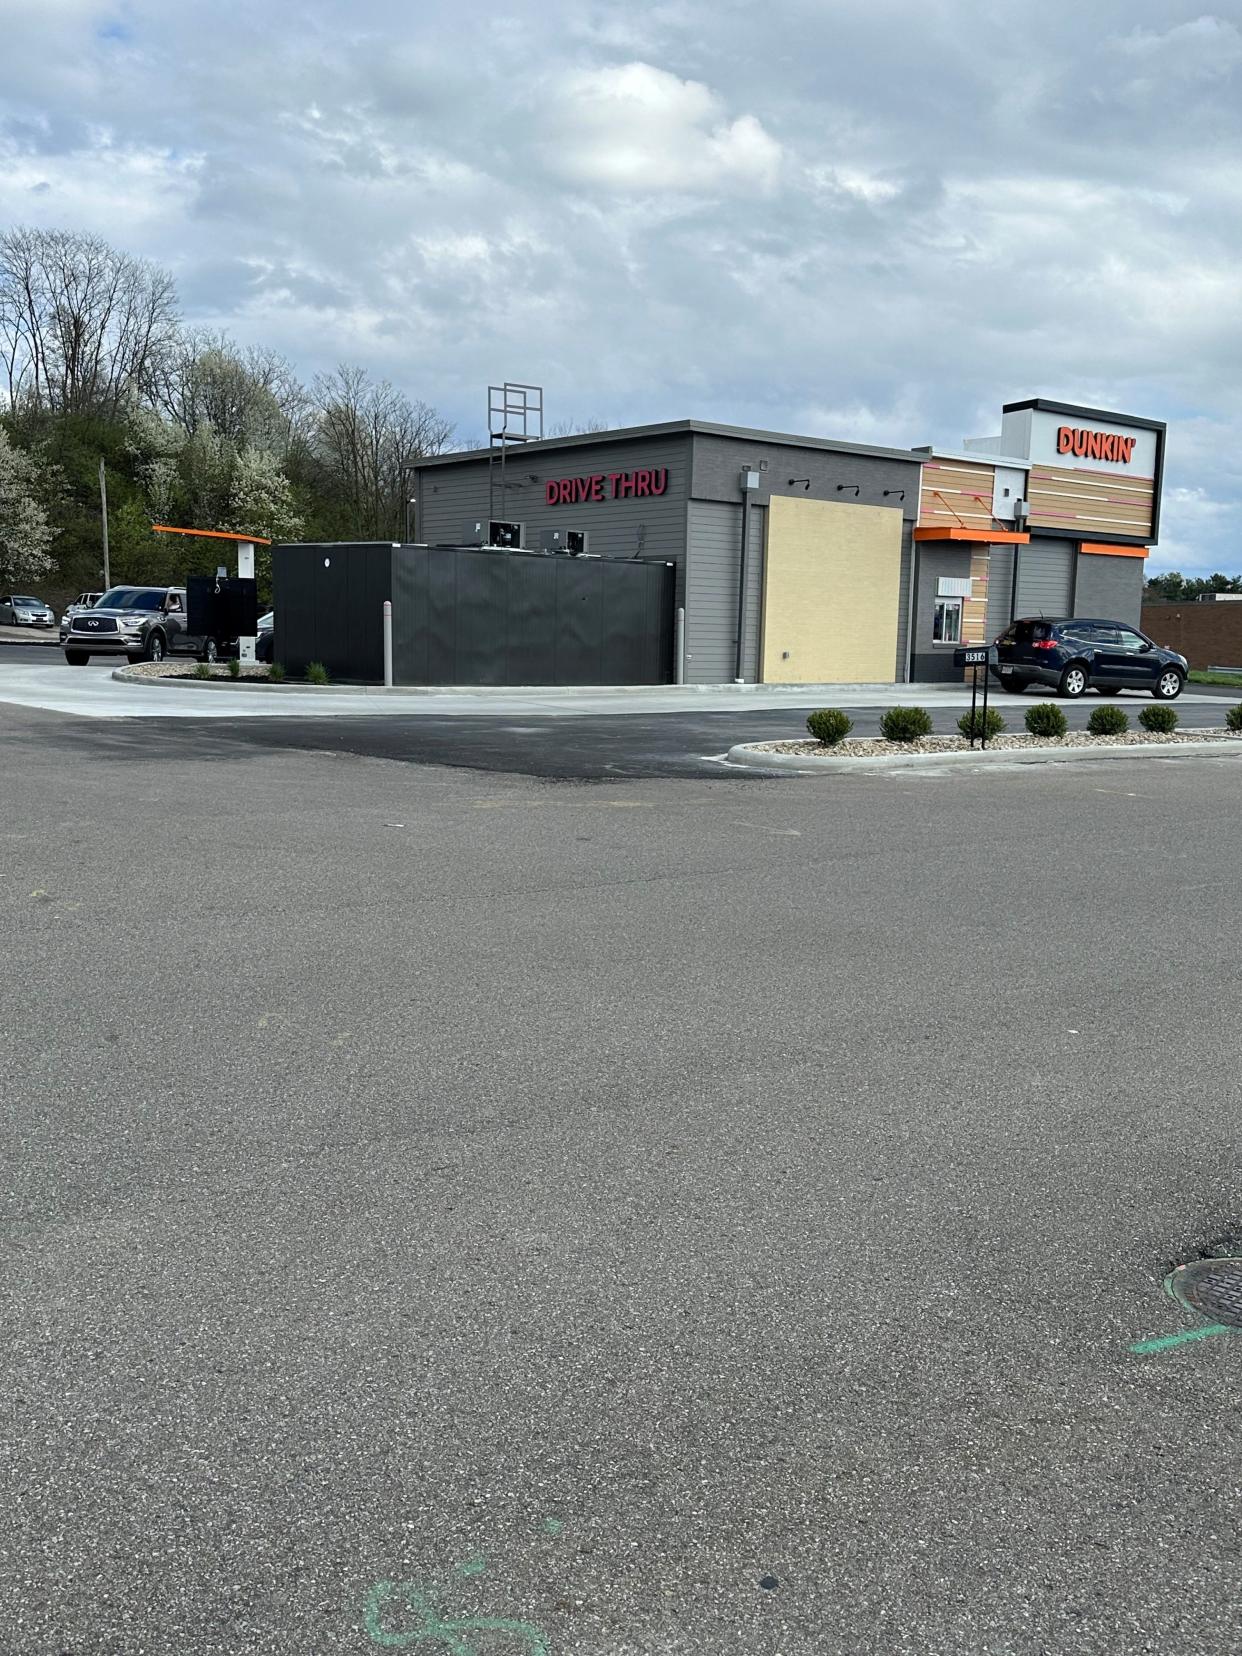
[272,542,392,679]
[987,545,1015,638]
[390,546,674,685]
[685,499,764,683]
[1015,538,1073,618]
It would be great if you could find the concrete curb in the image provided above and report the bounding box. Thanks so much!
[112,667,326,692]
[109,668,957,698]
[725,737,1242,773]
[0,631,60,648]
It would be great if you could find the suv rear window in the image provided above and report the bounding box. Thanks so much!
[1013,621,1052,642]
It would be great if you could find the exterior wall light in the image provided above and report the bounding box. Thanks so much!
[883,488,906,501]
[787,477,811,491]
[836,483,861,496]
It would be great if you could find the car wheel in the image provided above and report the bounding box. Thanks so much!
[1059,664,1088,698]
[1154,668,1185,700]
[999,677,1029,693]
[201,638,219,664]
[65,651,89,665]
[143,631,167,663]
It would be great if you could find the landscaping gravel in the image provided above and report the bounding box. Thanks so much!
[759,728,1242,758]
[120,661,274,680]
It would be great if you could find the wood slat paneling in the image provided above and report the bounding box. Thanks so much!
[1028,463,1154,538]
[919,458,997,530]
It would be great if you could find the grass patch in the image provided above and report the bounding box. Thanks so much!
[227,657,242,679]
[193,661,212,679]
[306,661,330,686]
[268,662,286,683]
[1189,670,1242,686]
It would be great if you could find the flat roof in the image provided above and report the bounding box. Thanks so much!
[413,418,922,469]
[1002,397,1167,435]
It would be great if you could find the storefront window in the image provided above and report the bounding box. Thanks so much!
[933,597,962,643]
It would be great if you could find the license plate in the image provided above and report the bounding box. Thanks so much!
[999,665,1013,675]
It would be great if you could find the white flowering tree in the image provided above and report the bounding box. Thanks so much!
[0,429,58,587]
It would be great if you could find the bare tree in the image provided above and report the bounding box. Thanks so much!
[153,330,309,454]
[0,227,179,421]
[545,417,611,437]
[311,365,454,539]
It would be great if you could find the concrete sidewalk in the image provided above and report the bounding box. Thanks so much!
[0,653,1232,721]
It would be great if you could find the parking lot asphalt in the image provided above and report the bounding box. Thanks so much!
[2,700,1240,1655]
[1,645,1239,780]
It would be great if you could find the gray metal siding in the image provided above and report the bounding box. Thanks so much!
[987,545,1016,638]
[1074,551,1143,625]
[1015,537,1073,618]
[413,435,690,573]
[895,522,914,679]
[685,499,764,682]
[910,546,972,682]
[690,432,921,516]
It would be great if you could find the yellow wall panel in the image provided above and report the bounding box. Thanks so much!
[761,496,903,683]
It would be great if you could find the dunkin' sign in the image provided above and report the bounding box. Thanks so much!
[545,468,668,505]
[1057,426,1137,465]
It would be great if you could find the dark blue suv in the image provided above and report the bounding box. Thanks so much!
[993,617,1187,699]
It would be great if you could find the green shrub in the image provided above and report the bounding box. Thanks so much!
[1088,705,1129,736]
[1138,705,1179,734]
[806,708,854,746]
[957,706,1006,741]
[227,656,242,679]
[306,661,330,686]
[268,662,286,684]
[879,705,934,743]
[1025,702,1068,738]
[1227,703,1242,733]
[193,661,212,680]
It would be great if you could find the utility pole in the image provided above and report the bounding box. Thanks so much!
[98,458,111,590]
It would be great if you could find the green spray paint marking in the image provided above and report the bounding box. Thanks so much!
[1129,1323,1232,1355]
[541,1519,563,1537]
[455,1557,487,1579]
[364,1581,550,1653]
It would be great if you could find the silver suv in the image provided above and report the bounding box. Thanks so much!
[62,585,221,665]
[58,592,104,643]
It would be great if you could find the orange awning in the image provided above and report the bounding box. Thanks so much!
[152,524,272,546]
[1079,542,1149,559]
[913,527,1029,545]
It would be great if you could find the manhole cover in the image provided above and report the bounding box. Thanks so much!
[1168,1258,1242,1328]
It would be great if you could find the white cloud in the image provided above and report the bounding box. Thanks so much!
[543,62,781,193]
[0,0,1239,573]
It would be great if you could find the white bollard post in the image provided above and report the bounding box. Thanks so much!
[237,540,256,663]
[675,606,686,685]
[383,599,393,687]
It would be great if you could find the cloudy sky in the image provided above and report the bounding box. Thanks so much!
[3,0,1240,572]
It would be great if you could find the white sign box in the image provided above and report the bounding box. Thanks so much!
[937,577,972,598]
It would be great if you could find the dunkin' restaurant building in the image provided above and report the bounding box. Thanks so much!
[388,396,1164,687]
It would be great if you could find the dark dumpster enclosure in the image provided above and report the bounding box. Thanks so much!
[273,542,675,686]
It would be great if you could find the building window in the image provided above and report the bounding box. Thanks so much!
[933,597,962,643]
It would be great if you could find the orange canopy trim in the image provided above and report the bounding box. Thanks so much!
[1079,542,1150,559]
[913,527,1029,545]
[152,524,272,546]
